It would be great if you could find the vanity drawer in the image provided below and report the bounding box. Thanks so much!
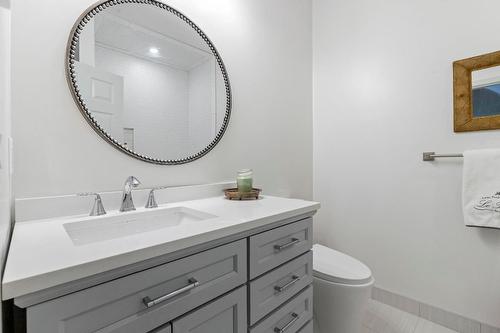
[249,218,312,279]
[150,324,172,333]
[297,320,313,333]
[26,239,247,333]
[249,251,313,324]
[249,286,313,333]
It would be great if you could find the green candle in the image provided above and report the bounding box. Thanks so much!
[237,169,253,193]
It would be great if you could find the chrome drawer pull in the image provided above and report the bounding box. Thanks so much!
[274,275,301,293]
[143,278,199,308]
[274,238,300,252]
[274,313,299,333]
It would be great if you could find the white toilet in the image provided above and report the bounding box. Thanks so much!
[312,244,374,333]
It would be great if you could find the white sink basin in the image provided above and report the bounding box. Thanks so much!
[63,206,217,245]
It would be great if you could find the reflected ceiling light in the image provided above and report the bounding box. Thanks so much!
[149,47,159,55]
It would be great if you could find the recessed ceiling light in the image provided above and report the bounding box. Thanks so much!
[149,47,159,55]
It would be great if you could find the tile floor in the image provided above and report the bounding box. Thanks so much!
[314,299,458,333]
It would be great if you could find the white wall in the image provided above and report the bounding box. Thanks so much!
[96,46,191,160]
[313,0,500,327]
[188,59,216,155]
[0,1,11,331]
[11,0,313,199]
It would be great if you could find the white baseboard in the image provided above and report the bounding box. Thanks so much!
[372,287,499,333]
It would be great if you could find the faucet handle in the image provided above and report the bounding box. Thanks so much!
[77,192,107,216]
[145,186,170,209]
[145,188,159,209]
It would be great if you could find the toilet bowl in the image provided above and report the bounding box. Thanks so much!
[312,244,374,333]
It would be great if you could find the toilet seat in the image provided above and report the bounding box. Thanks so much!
[313,244,373,285]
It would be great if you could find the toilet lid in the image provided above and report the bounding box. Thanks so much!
[313,244,373,285]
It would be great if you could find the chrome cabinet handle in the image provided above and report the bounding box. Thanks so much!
[143,278,199,308]
[274,275,301,293]
[274,238,300,252]
[274,313,299,333]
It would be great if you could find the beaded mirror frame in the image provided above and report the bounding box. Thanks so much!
[66,0,232,164]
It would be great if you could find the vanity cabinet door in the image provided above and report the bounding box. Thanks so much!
[172,286,247,333]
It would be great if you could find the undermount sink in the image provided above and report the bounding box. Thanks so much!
[63,206,217,245]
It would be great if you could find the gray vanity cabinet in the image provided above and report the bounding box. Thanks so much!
[172,286,247,333]
[18,215,315,333]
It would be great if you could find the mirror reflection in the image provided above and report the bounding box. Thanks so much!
[72,3,229,162]
[472,66,500,117]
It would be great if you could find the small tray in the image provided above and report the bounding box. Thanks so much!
[224,188,262,200]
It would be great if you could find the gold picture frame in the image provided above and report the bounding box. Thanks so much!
[454,50,500,132]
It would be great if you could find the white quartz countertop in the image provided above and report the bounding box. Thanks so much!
[2,195,319,300]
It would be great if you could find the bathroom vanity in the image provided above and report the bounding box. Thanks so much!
[1,1,320,331]
[3,190,319,333]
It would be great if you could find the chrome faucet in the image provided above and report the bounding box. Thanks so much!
[77,192,106,216]
[120,176,141,212]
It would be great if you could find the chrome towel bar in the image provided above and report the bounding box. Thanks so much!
[423,152,464,161]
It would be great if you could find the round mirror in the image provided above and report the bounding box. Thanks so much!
[66,0,231,164]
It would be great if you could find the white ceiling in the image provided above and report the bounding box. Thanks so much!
[94,4,213,71]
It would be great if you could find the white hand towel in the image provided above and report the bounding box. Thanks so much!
[463,149,500,228]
